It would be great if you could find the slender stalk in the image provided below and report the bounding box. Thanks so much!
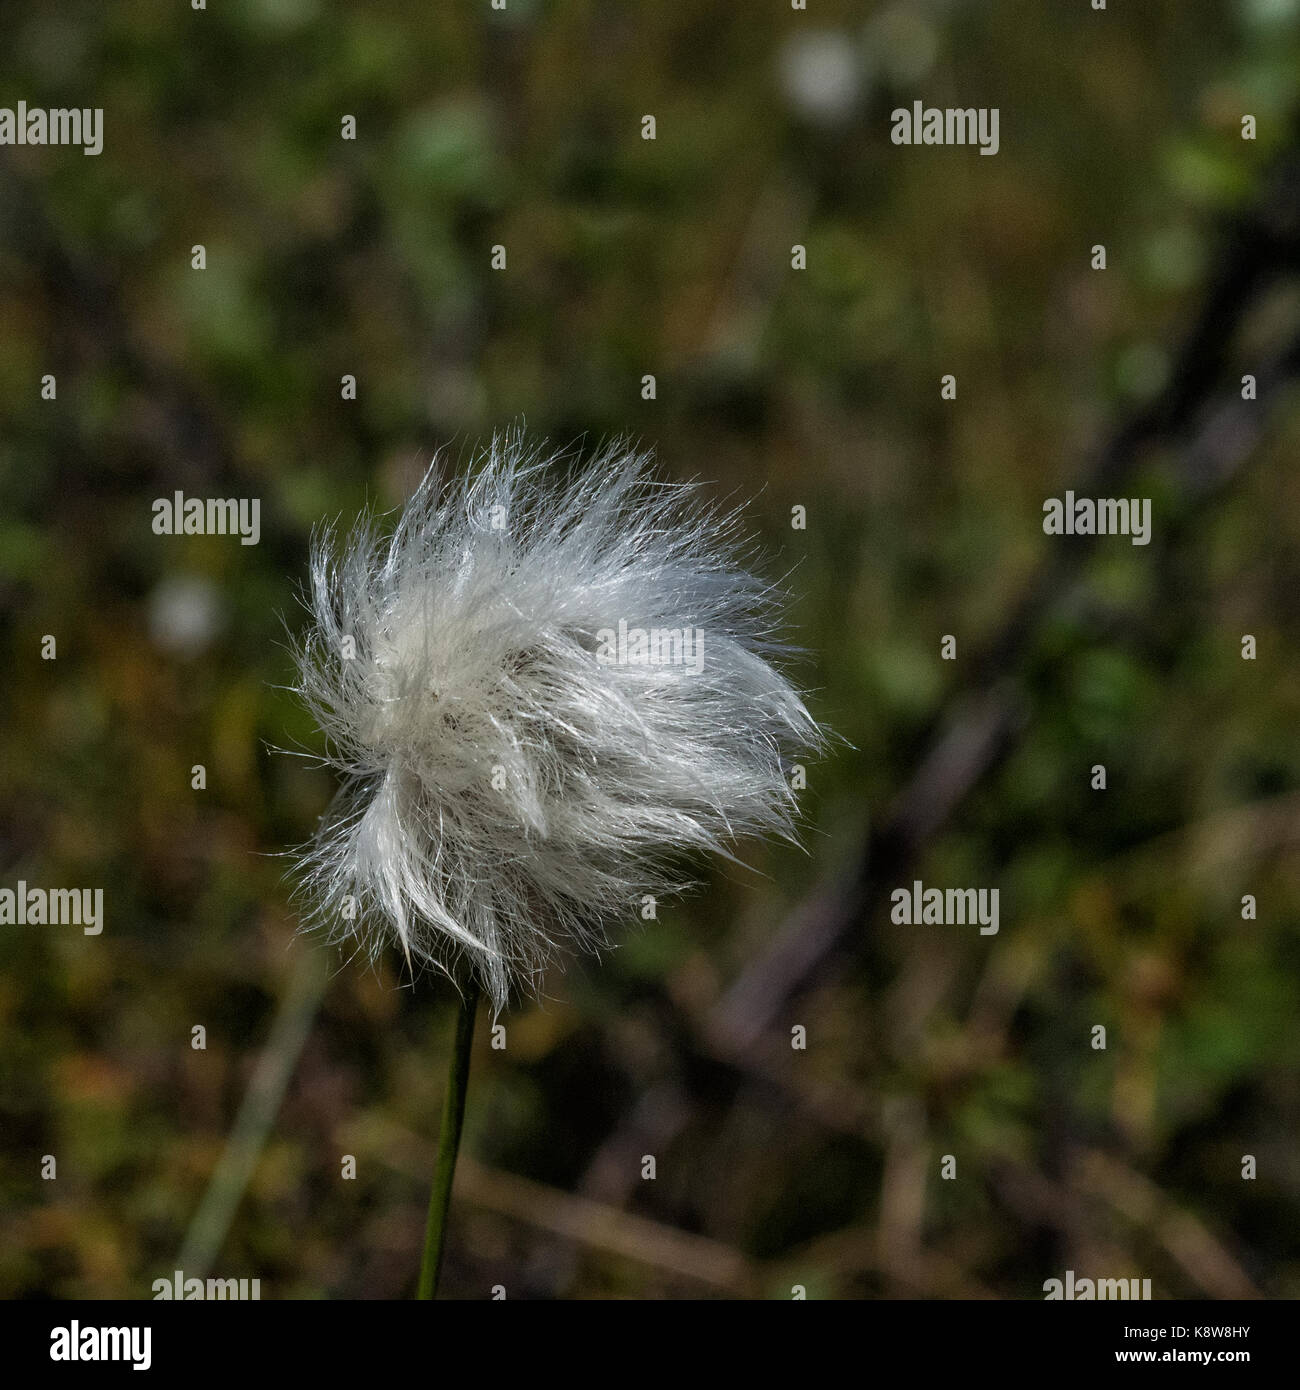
[177,949,328,1280]
[416,983,480,1299]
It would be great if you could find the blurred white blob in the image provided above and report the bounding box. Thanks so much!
[778,31,865,127]
[148,574,225,658]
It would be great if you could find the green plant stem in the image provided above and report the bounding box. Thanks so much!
[416,982,480,1299]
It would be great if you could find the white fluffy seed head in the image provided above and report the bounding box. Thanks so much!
[291,431,827,1012]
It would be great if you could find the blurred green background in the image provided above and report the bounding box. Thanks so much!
[2,0,1299,1299]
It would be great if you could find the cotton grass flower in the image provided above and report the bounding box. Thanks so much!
[293,431,825,1011]
[289,430,826,1295]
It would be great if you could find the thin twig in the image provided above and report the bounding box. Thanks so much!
[176,948,330,1279]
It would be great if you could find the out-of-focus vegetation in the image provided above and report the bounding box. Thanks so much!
[1,0,1299,1299]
